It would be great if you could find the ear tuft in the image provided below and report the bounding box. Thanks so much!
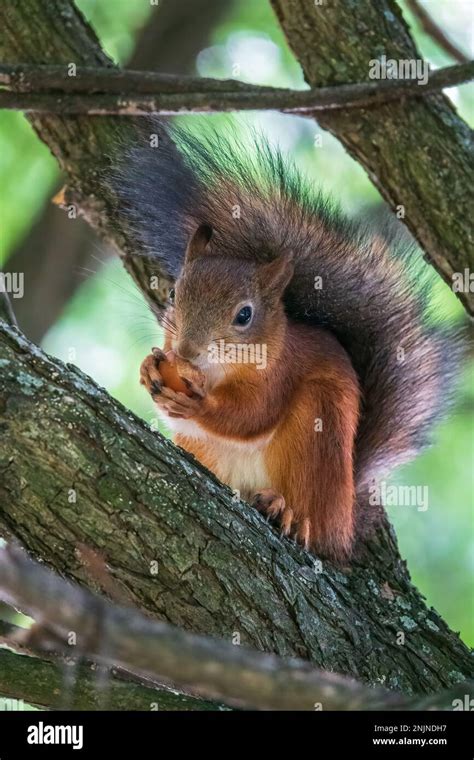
[185,223,213,262]
[259,253,294,294]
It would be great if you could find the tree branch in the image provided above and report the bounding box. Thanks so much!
[0,62,472,114]
[270,0,474,316]
[1,0,472,317]
[1,544,471,711]
[405,0,469,64]
[0,318,472,697]
[0,0,168,314]
[0,291,18,328]
[1,0,229,345]
[0,622,221,711]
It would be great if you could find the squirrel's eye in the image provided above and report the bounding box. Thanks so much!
[233,305,253,327]
[168,288,175,304]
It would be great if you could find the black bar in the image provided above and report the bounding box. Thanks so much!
[0,709,472,757]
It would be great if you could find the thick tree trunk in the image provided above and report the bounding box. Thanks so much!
[3,0,231,344]
[0,320,472,698]
[0,0,168,310]
[2,0,473,314]
[270,0,474,315]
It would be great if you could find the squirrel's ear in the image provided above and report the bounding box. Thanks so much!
[259,254,294,294]
[185,223,213,263]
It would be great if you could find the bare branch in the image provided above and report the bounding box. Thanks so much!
[270,0,474,315]
[406,0,469,64]
[0,62,472,115]
[0,293,18,328]
[1,545,471,711]
[0,622,222,711]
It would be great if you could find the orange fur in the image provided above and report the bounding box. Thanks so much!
[126,129,457,560]
[138,232,360,562]
[142,321,360,561]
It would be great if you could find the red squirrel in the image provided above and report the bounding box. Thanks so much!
[140,225,360,558]
[114,124,456,562]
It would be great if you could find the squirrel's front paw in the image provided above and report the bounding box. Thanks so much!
[139,350,166,400]
[140,351,205,419]
[159,386,205,419]
[251,488,311,549]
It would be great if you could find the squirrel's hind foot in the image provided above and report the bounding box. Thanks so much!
[251,489,310,550]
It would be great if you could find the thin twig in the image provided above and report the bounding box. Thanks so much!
[406,0,469,64]
[0,62,472,115]
[0,291,18,328]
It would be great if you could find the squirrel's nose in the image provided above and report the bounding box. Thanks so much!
[176,340,200,361]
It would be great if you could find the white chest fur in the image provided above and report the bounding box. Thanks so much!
[208,435,272,499]
[162,413,272,499]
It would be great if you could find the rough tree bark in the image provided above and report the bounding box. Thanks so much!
[1,547,470,711]
[1,0,473,314]
[0,0,169,312]
[269,0,474,315]
[2,0,231,343]
[0,320,472,701]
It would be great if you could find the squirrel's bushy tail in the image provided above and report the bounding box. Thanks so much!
[113,121,460,528]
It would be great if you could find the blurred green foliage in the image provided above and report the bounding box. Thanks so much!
[1,0,473,647]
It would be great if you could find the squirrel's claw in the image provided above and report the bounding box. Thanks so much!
[139,352,163,399]
[182,376,206,399]
[151,346,167,363]
[252,489,311,550]
[162,392,202,419]
[292,518,311,551]
[140,353,181,406]
[140,350,206,419]
[252,488,285,515]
